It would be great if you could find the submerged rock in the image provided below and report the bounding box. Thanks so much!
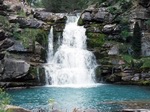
[5,105,31,112]
[122,109,150,112]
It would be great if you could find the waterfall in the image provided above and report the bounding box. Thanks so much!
[45,15,97,87]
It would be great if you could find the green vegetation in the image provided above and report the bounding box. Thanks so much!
[0,88,11,112]
[13,28,48,48]
[0,15,10,31]
[42,0,106,12]
[26,0,43,7]
[132,22,142,58]
[17,10,26,17]
[86,33,106,48]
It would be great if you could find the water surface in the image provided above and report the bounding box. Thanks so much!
[8,84,150,111]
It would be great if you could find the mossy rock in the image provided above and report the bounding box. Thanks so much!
[95,66,102,82]
[86,33,106,48]
[138,80,150,86]
[105,73,122,83]
[78,17,84,26]
[86,23,104,33]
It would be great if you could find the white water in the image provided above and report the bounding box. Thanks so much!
[45,16,97,87]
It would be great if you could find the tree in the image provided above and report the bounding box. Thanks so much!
[42,0,105,13]
[132,22,142,58]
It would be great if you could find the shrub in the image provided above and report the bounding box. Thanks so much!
[0,15,10,31]
[0,88,11,112]
[13,28,48,48]
[42,0,106,12]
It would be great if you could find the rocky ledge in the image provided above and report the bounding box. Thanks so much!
[78,0,150,85]
[0,0,67,88]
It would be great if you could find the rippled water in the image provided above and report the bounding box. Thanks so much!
[8,84,150,111]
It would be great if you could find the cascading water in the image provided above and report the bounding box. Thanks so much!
[45,15,97,87]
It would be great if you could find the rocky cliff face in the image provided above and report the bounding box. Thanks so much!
[79,0,150,85]
[0,0,66,88]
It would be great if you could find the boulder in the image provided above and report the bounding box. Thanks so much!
[131,74,140,81]
[81,12,92,21]
[8,15,18,23]
[7,40,27,52]
[93,8,113,23]
[121,73,132,81]
[122,109,150,112]
[18,18,45,28]
[9,15,46,28]
[5,105,31,112]
[108,45,119,55]
[0,29,7,41]
[0,38,14,51]
[132,8,150,20]
[34,11,67,23]
[141,73,150,79]
[81,8,113,23]
[102,24,120,34]
[2,59,30,80]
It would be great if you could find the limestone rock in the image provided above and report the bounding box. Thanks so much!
[7,40,27,52]
[2,59,30,80]
[121,73,132,81]
[142,33,150,56]
[108,45,119,55]
[122,109,150,112]
[0,38,14,51]
[34,11,67,23]
[0,29,7,41]
[139,0,150,8]
[102,24,120,34]
[131,74,140,81]
[81,12,92,21]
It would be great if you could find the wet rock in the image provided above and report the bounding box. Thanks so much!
[131,74,140,81]
[121,73,132,81]
[122,109,150,112]
[28,66,46,84]
[141,73,150,79]
[106,74,122,83]
[73,108,98,112]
